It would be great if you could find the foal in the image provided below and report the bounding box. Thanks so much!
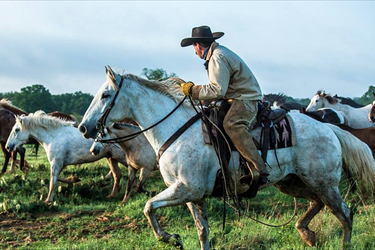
[90,122,157,205]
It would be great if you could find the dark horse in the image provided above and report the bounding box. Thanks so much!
[0,109,26,174]
[263,93,305,111]
[333,94,364,108]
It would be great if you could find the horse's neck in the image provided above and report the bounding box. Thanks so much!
[30,126,68,147]
[124,88,196,151]
[0,104,28,116]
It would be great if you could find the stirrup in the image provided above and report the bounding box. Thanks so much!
[247,162,260,186]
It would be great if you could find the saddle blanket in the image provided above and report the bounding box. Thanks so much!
[254,114,297,150]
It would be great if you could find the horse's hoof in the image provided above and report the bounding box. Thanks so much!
[298,227,316,247]
[106,194,115,199]
[158,233,184,249]
[170,234,183,249]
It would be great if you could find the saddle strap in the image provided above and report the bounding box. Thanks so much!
[156,113,202,168]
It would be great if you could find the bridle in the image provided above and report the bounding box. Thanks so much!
[95,76,188,143]
[96,76,124,137]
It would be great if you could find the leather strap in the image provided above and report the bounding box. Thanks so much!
[156,113,202,168]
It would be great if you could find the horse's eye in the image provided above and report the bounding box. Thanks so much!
[101,93,110,99]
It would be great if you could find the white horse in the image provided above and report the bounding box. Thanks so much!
[306,91,372,129]
[78,67,375,250]
[5,110,128,203]
[90,122,157,205]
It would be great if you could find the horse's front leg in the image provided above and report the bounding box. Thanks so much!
[45,162,63,203]
[0,142,10,174]
[144,182,192,249]
[10,151,17,173]
[186,200,210,250]
[17,146,27,174]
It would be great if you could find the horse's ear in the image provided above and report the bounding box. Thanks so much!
[16,115,24,124]
[106,65,116,82]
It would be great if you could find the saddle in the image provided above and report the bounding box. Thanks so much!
[202,99,287,161]
[201,99,287,198]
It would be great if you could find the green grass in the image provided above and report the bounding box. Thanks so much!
[1,145,375,249]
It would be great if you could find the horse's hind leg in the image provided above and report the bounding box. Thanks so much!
[135,167,152,195]
[122,166,137,205]
[186,200,209,250]
[295,200,324,247]
[317,187,353,249]
[105,158,122,198]
[275,176,324,247]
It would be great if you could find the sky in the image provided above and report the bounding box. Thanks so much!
[0,1,374,99]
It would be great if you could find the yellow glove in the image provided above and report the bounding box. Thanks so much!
[181,82,194,96]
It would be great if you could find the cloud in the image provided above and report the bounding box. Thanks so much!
[0,1,374,99]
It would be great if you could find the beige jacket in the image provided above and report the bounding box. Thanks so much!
[191,42,263,101]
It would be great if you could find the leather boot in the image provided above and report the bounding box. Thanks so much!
[223,99,269,188]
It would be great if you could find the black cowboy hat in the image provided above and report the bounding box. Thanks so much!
[181,25,224,47]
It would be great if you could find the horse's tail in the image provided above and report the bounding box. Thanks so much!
[327,123,375,200]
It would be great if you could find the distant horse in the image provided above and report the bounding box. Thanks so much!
[263,93,305,111]
[78,67,375,250]
[0,99,79,173]
[5,110,129,203]
[48,111,79,127]
[306,91,373,129]
[90,122,157,205]
[333,94,364,108]
[336,124,375,157]
[367,91,375,123]
[300,108,375,155]
[0,109,26,174]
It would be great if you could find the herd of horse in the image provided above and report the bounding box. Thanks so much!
[2,67,375,249]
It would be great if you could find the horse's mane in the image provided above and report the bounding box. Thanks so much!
[17,110,75,131]
[117,74,184,101]
[334,95,364,108]
[316,90,339,105]
[263,93,287,103]
[0,99,28,115]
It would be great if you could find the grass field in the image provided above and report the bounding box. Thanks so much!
[1,145,375,250]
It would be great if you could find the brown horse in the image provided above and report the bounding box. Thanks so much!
[48,111,79,127]
[336,124,375,157]
[0,109,27,174]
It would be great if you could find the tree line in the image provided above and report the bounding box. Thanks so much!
[0,68,177,120]
[0,68,373,119]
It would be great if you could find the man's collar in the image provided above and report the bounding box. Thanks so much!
[204,42,219,61]
[203,46,210,60]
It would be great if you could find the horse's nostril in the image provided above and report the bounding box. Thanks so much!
[78,125,87,134]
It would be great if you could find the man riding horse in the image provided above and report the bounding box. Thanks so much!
[180,25,269,193]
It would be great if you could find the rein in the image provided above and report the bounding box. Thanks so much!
[95,77,188,143]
